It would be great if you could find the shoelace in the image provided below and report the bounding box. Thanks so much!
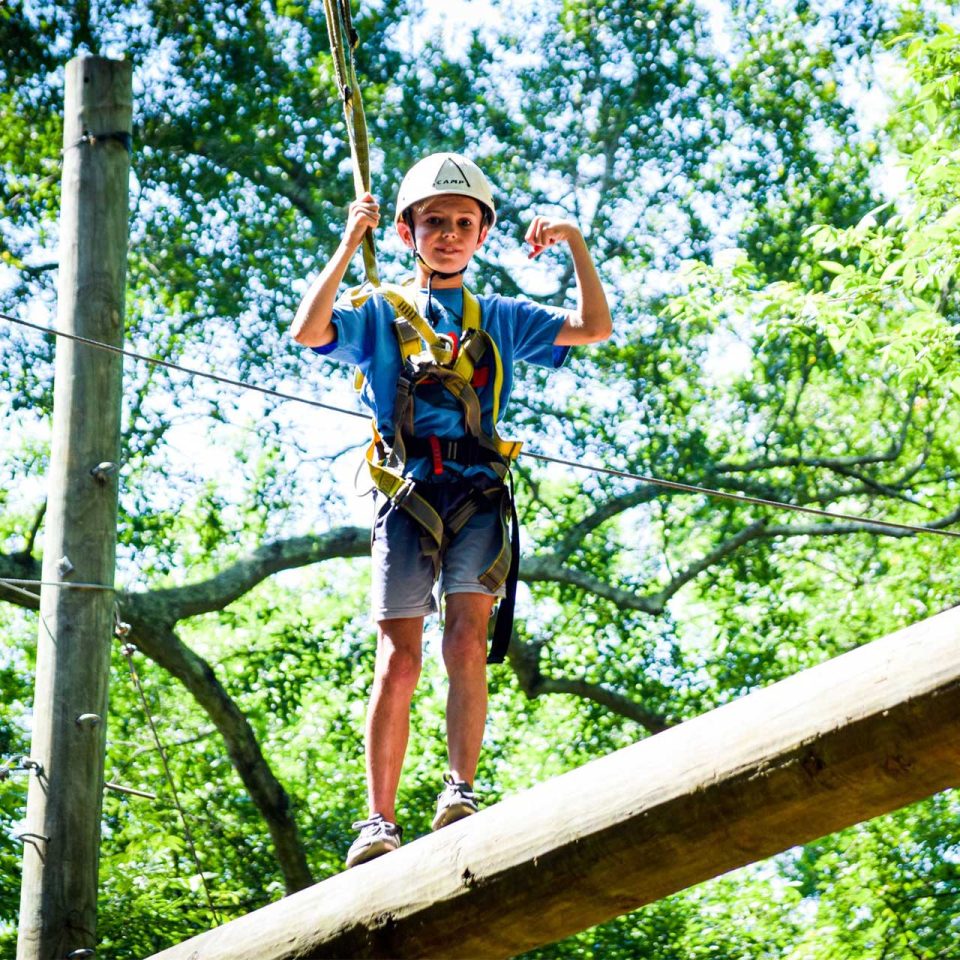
[441,778,476,803]
[351,814,400,835]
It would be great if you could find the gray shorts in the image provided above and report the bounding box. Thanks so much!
[370,485,507,622]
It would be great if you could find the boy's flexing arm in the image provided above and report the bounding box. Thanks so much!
[526,217,613,346]
[291,193,380,348]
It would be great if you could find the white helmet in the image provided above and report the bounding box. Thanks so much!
[395,152,496,228]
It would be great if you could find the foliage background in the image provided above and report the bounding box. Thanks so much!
[1,0,959,956]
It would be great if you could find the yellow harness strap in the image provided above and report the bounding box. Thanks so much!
[351,282,519,591]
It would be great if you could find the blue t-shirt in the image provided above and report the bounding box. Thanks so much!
[313,285,570,479]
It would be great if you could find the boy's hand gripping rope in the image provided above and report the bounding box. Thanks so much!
[323,0,379,286]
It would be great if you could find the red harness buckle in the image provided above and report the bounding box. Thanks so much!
[428,435,444,476]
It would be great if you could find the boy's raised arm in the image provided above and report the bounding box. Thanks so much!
[291,193,380,348]
[526,216,612,346]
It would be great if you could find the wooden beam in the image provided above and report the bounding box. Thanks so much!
[149,606,960,960]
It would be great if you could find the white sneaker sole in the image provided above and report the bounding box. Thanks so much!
[431,802,477,832]
[346,838,400,869]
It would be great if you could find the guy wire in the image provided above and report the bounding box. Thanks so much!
[2,310,959,540]
[120,642,222,926]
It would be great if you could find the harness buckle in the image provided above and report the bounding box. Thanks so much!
[432,332,457,365]
[392,477,418,508]
[408,349,436,375]
[409,338,456,370]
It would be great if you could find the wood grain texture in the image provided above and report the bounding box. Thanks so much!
[150,606,960,960]
[17,54,131,960]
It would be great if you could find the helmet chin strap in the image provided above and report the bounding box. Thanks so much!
[422,256,466,326]
[414,250,468,282]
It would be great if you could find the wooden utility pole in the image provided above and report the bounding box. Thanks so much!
[17,55,131,960]
[149,606,960,960]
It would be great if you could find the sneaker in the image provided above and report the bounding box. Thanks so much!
[345,814,402,868]
[431,773,479,831]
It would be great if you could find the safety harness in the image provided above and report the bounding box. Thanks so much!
[349,280,520,663]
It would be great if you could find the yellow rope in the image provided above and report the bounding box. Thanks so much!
[323,0,379,286]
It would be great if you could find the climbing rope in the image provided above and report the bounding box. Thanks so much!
[323,0,379,285]
[2,309,959,541]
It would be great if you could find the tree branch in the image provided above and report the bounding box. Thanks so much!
[825,464,926,506]
[528,521,773,617]
[144,123,325,225]
[20,261,58,277]
[145,526,368,621]
[18,501,46,560]
[0,552,42,609]
[520,555,660,613]
[119,604,314,895]
[1,528,369,896]
[718,386,917,477]
[525,496,960,624]
[552,485,663,562]
[760,506,960,539]
[507,637,670,735]
[648,520,770,609]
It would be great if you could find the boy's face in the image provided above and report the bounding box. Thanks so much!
[397,194,488,275]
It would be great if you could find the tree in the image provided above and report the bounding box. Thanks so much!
[1,0,959,956]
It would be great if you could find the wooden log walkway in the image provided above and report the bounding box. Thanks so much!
[149,606,960,959]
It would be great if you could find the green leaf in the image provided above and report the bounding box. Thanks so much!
[818,260,848,275]
[880,259,905,283]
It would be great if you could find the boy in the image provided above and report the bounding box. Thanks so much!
[291,152,611,867]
